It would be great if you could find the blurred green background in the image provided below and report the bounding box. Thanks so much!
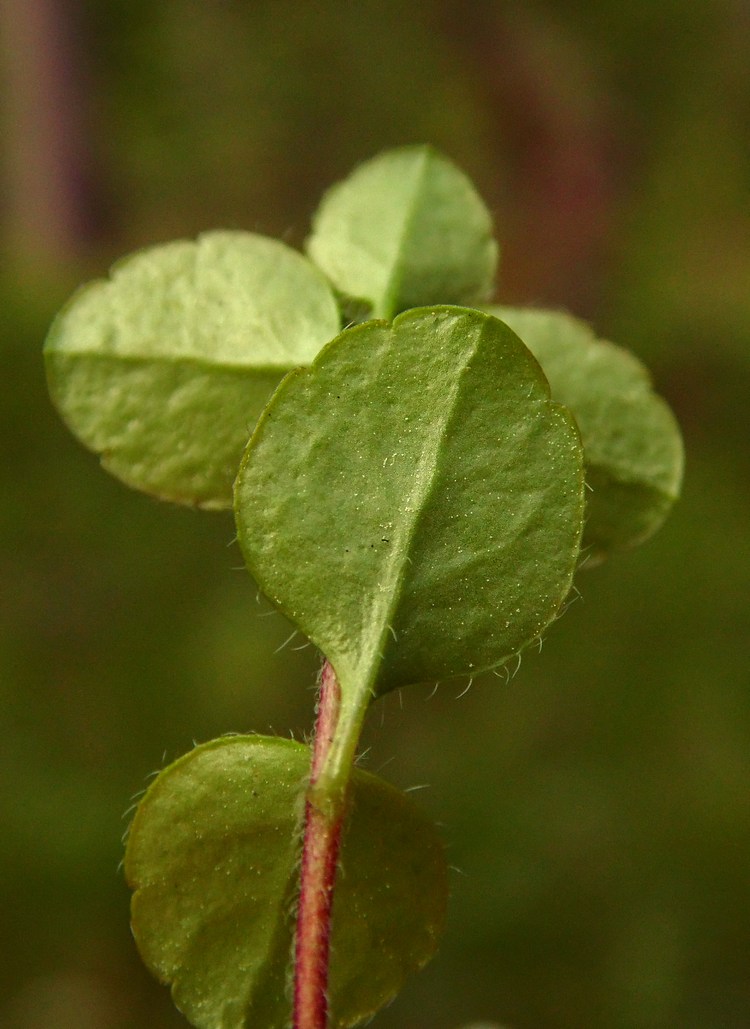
[2,2,749,1027]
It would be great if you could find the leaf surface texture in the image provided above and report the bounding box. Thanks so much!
[306,146,498,319]
[45,232,340,507]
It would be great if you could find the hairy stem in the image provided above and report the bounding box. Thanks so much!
[293,660,344,1029]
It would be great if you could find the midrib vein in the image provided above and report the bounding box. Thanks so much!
[356,323,485,693]
[380,149,431,317]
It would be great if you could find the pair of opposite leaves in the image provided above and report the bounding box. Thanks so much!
[46,147,683,1029]
[45,146,683,685]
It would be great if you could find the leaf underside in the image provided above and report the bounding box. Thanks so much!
[125,736,447,1029]
[235,306,585,699]
[44,231,340,508]
[487,307,684,561]
[306,145,498,320]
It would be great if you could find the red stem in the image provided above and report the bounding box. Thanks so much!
[293,660,343,1029]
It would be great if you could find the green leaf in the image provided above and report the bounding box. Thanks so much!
[487,307,684,562]
[125,735,447,1029]
[306,146,498,320]
[44,232,341,508]
[235,306,584,702]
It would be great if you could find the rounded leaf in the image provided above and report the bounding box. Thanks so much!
[125,735,447,1029]
[306,146,498,319]
[235,307,584,697]
[488,307,684,562]
[45,232,340,507]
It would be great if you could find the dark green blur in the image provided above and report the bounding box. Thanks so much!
[1,2,749,1027]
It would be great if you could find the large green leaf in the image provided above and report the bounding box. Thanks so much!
[125,735,447,1029]
[235,306,584,701]
[44,232,340,508]
[487,307,684,562]
[306,146,498,319]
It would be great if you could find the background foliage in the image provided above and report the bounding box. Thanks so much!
[1,2,749,1027]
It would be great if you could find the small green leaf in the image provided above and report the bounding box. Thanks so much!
[44,232,340,508]
[125,735,447,1029]
[488,307,684,562]
[235,306,584,701]
[306,146,498,320]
